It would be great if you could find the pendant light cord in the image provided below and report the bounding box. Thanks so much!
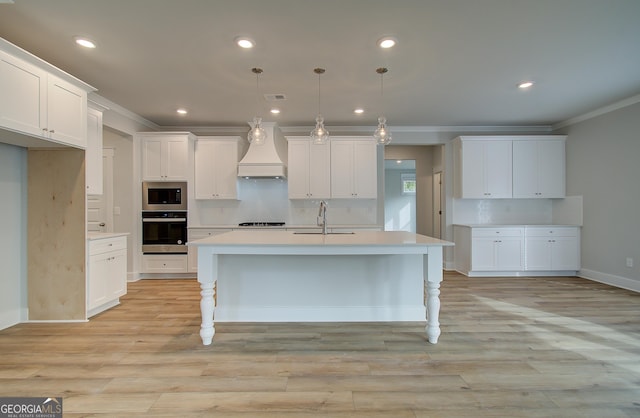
[252,67,263,118]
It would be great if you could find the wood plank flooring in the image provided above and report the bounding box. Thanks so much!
[1,272,639,417]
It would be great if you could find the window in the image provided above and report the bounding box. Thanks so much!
[401,173,416,194]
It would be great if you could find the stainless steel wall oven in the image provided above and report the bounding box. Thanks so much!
[141,211,187,254]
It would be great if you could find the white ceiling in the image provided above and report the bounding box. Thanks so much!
[1,0,639,130]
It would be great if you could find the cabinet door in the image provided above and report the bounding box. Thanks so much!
[536,140,565,198]
[213,141,239,199]
[141,137,164,180]
[330,141,354,198]
[352,140,377,198]
[107,249,127,299]
[496,237,524,270]
[287,140,311,198]
[88,253,109,310]
[512,141,538,198]
[0,50,46,137]
[459,140,511,198]
[46,75,87,148]
[459,141,485,198]
[194,140,217,199]
[484,141,512,198]
[525,237,552,270]
[308,142,331,199]
[551,236,579,270]
[471,237,497,270]
[164,137,189,180]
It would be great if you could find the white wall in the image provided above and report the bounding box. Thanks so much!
[0,142,27,329]
[557,102,640,291]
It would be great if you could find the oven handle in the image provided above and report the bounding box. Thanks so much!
[142,218,187,222]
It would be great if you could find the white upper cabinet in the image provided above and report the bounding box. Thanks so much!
[331,137,377,199]
[0,47,89,148]
[454,137,512,198]
[140,133,191,181]
[287,138,331,199]
[194,136,240,200]
[0,49,46,138]
[513,138,566,198]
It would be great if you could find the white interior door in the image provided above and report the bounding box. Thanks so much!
[87,148,114,232]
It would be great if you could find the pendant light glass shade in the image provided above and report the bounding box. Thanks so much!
[248,68,266,145]
[374,67,392,145]
[310,68,329,144]
[374,116,392,145]
[311,115,329,145]
[248,116,267,145]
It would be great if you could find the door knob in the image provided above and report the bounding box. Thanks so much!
[99,222,106,227]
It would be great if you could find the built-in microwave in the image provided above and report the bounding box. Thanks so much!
[142,181,187,211]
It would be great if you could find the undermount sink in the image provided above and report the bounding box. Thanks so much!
[294,231,355,235]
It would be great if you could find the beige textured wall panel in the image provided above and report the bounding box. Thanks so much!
[28,149,86,320]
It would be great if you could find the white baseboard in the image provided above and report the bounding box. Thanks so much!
[0,309,22,331]
[579,268,640,293]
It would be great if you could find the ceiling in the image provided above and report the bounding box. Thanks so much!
[1,0,640,130]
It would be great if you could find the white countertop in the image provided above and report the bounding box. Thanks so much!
[190,230,452,249]
[87,232,130,241]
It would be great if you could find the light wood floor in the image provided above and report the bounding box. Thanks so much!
[1,272,639,417]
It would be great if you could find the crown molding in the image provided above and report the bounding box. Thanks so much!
[88,93,160,131]
[553,93,640,130]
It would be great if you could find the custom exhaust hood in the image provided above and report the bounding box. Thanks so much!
[238,121,288,178]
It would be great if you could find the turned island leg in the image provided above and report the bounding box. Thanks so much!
[424,248,443,344]
[197,250,218,345]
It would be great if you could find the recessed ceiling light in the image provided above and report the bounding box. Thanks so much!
[74,36,96,49]
[377,36,397,49]
[354,108,364,114]
[518,81,535,89]
[176,108,188,115]
[270,108,280,114]
[235,36,255,49]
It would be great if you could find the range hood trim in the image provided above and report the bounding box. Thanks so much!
[237,163,287,178]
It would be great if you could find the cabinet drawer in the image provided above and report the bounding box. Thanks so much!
[89,236,127,255]
[472,228,523,238]
[142,254,188,273]
[525,227,578,238]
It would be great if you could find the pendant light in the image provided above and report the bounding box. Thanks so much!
[373,67,392,145]
[310,68,329,145]
[248,67,267,145]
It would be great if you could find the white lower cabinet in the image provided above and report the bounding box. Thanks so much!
[470,227,524,272]
[454,225,580,277]
[525,227,580,271]
[188,228,232,272]
[87,235,127,317]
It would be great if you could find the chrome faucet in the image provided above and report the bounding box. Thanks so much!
[317,200,328,235]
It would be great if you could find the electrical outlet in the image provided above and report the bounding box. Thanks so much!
[626,257,634,268]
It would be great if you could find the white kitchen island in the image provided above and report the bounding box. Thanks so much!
[190,230,453,345]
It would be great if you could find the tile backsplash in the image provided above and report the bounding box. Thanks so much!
[190,178,378,227]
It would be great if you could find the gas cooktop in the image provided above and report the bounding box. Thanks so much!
[238,222,286,227]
